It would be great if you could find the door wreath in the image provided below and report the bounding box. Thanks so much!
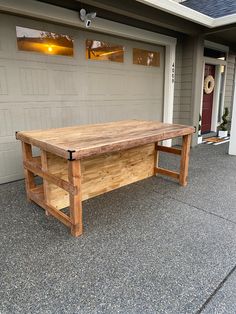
[204,75,215,94]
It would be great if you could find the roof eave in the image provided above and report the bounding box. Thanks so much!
[136,0,236,28]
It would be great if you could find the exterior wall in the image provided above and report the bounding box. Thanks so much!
[173,37,195,145]
[173,41,182,124]
[179,37,194,126]
[225,53,236,112]
[173,37,194,127]
[173,37,236,145]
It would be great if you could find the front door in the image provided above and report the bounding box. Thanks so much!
[201,64,215,133]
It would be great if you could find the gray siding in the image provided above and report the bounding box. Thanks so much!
[173,39,236,146]
[173,37,194,127]
[173,42,182,124]
[225,53,236,112]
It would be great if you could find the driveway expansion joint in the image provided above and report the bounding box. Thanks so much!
[195,264,236,313]
[167,195,236,226]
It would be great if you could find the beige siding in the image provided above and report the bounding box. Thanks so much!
[225,53,236,112]
[173,37,194,127]
[173,41,182,124]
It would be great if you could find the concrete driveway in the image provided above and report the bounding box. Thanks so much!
[1,143,236,313]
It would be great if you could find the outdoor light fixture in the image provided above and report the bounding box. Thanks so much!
[79,8,96,28]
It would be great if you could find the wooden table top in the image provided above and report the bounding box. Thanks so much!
[16,120,195,160]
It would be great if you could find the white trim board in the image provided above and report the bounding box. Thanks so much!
[136,0,236,28]
[204,57,227,66]
[1,0,236,30]
[0,0,176,46]
[229,65,236,155]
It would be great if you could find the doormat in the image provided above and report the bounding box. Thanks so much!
[203,137,230,145]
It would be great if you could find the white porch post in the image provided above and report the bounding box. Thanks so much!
[229,67,236,155]
[163,43,176,147]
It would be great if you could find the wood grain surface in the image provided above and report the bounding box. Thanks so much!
[16,120,194,160]
[41,143,155,209]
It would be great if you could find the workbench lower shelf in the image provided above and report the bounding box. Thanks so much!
[29,185,72,228]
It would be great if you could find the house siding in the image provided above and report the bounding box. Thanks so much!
[225,53,236,113]
[173,37,194,127]
[173,42,182,124]
[172,38,195,145]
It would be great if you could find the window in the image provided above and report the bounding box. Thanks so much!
[86,40,124,62]
[133,48,160,67]
[16,26,74,56]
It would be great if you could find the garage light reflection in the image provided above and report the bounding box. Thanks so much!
[133,48,160,67]
[86,39,124,62]
[16,26,74,56]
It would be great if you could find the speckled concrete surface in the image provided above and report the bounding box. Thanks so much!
[159,143,236,223]
[201,269,236,314]
[1,143,236,313]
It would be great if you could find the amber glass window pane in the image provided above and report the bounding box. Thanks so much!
[86,40,124,63]
[133,48,160,67]
[16,26,74,56]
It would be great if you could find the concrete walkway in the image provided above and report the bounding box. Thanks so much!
[1,143,236,313]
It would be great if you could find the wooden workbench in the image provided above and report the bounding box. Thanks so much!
[16,120,195,237]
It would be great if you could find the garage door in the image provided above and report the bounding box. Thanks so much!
[0,13,164,184]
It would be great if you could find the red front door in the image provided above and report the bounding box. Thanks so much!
[202,64,215,134]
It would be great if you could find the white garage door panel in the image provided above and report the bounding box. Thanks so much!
[0,142,23,183]
[0,66,8,94]
[0,14,165,184]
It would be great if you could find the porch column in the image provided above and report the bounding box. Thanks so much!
[163,43,176,147]
[229,65,236,155]
[191,36,204,146]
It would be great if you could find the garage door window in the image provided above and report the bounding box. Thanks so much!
[86,39,124,63]
[16,26,74,56]
[133,48,160,67]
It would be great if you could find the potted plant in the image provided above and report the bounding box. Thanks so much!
[218,107,229,138]
[198,114,203,144]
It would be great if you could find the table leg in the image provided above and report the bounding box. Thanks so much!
[179,134,191,186]
[68,160,83,237]
[21,142,36,201]
[154,142,159,175]
[41,150,50,216]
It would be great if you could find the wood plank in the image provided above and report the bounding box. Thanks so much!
[41,150,50,216]
[42,143,155,209]
[16,120,195,160]
[23,158,77,195]
[179,134,192,186]
[154,167,180,179]
[29,186,71,227]
[21,142,36,201]
[156,145,182,155]
[33,156,41,165]
[82,143,155,200]
[68,160,82,237]
[43,153,70,210]
[153,142,159,175]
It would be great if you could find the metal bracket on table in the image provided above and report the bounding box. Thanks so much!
[67,150,76,161]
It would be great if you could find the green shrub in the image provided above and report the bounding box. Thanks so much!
[219,107,229,131]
